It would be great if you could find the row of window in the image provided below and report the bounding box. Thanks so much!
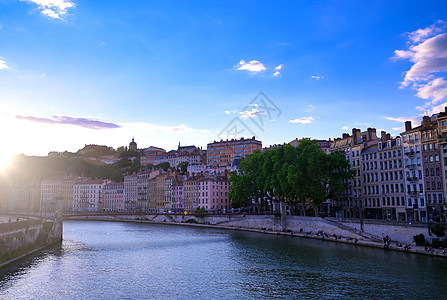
[361,159,402,170]
[361,171,404,184]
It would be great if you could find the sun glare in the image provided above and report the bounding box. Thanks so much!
[0,152,13,173]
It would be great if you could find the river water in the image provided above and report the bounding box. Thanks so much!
[0,220,446,299]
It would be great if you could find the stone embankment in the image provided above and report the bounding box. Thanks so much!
[0,215,63,268]
[66,213,447,258]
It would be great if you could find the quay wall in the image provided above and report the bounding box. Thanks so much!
[0,217,63,267]
[67,214,432,244]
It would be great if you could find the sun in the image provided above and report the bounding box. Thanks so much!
[0,151,13,173]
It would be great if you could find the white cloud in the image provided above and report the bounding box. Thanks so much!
[382,116,420,125]
[289,116,316,124]
[393,21,447,105]
[407,20,446,43]
[273,64,283,77]
[21,0,75,19]
[341,126,349,130]
[224,109,238,115]
[423,101,447,116]
[304,104,315,113]
[235,59,266,72]
[311,75,323,80]
[416,77,447,103]
[392,126,404,131]
[240,108,265,119]
[0,57,9,70]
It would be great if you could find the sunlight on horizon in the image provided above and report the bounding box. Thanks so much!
[0,151,13,173]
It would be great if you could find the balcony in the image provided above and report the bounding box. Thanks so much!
[408,191,419,196]
[405,151,415,156]
[438,136,447,144]
[406,176,418,182]
[407,164,416,170]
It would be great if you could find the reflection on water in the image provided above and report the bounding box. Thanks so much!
[0,221,446,299]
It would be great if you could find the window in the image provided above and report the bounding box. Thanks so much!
[435,155,439,162]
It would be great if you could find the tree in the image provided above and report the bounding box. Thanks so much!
[288,139,353,216]
[177,161,189,174]
[431,224,446,239]
[229,150,271,211]
[155,162,171,171]
[228,139,353,217]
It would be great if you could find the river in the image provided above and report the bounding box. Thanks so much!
[0,220,446,299]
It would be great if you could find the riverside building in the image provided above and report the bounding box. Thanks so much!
[207,137,262,168]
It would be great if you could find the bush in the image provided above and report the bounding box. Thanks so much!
[431,224,445,238]
[185,219,198,224]
[430,238,447,248]
[413,234,426,246]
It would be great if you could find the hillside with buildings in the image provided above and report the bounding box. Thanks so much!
[2,108,447,224]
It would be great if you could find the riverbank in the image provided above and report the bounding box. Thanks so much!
[0,216,63,268]
[66,214,447,258]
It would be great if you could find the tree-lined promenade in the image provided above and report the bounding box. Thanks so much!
[229,139,354,216]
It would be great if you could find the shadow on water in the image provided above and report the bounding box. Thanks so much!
[226,231,447,299]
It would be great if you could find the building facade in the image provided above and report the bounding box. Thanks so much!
[207,137,262,168]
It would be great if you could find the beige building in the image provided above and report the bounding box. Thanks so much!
[73,179,106,212]
[41,177,76,212]
[102,182,124,212]
[207,137,262,168]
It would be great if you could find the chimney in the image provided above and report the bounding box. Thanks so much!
[405,121,412,131]
[381,131,386,142]
[445,106,447,113]
[422,115,430,127]
[386,133,391,140]
[367,128,377,141]
[352,128,360,145]
[342,133,349,139]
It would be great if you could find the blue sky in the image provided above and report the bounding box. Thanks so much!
[0,0,447,158]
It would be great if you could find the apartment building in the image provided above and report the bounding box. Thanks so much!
[198,176,230,211]
[171,176,184,211]
[124,174,138,211]
[377,137,406,221]
[207,137,262,168]
[401,120,426,222]
[41,177,76,212]
[102,182,124,212]
[73,179,106,212]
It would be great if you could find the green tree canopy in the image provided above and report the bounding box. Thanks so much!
[229,139,353,215]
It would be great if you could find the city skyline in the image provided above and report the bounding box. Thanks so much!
[1,0,447,162]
